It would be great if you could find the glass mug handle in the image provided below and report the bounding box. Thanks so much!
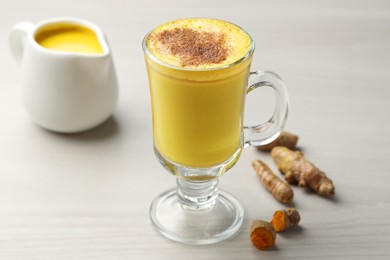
[244,70,289,147]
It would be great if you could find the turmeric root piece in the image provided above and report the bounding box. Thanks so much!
[271,208,301,232]
[250,220,276,250]
[256,131,298,151]
[252,160,294,204]
[271,146,335,196]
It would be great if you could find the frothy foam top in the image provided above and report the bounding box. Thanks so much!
[146,18,252,69]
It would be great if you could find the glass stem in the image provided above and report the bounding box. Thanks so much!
[176,178,219,211]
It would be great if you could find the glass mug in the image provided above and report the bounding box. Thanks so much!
[143,18,288,245]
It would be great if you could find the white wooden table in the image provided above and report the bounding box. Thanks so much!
[1,0,389,259]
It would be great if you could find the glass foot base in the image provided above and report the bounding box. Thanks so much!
[150,188,244,245]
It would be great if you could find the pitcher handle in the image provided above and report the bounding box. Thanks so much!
[244,70,289,147]
[9,22,35,66]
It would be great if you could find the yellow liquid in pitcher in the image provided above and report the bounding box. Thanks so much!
[145,18,252,168]
[35,23,103,54]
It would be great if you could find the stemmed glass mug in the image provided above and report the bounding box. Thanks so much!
[142,18,288,245]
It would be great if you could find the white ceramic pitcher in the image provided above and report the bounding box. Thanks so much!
[9,17,118,133]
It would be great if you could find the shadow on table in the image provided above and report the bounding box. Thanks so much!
[302,189,341,204]
[277,225,305,239]
[41,115,120,142]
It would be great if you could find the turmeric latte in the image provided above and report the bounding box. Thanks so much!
[146,18,251,69]
[144,18,254,168]
[35,23,103,54]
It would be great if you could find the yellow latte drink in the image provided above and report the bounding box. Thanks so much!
[144,18,253,168]
[35,23,103,54]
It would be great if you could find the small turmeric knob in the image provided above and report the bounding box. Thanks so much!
[271,208,301,232]
[256,131,299,151]
[250,220,276,250]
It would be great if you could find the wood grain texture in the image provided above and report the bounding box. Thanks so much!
[1,0,389,259]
